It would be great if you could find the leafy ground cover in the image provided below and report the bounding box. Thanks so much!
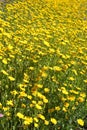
[0,0,87,129]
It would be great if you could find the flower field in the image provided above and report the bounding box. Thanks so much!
[0,0,87,129]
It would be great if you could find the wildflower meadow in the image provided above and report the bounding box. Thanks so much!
[0,0,87,129]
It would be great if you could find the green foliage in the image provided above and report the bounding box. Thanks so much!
[0,0,87,129]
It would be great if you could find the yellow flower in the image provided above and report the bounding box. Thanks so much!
[78,97,84,102]
[32,100,37,104]
[77,119,84,126]
[10,90,18,96]
[27,95,32,99]
[29,67,34,70]
[55,106,61,111]
[84,79,87,83]
[23,117,33,125]
[7,100,14,106]
[5,112,11,116]
[61,87,68,95]
[53,66,62,71]
[30,104,34,108]
[70,90,79,94]
[34,123,39,128]
[35,84,43,88]
[51,118,57,125]
[43,40,50,47]
[62,107,67,112]
[3,106,9,111]
[33,117,38,122]
[35,104,42,110]
[21,103,26,108]
[38,101,43,105]
[68,77,75,81]
[8,76,15,81]
[37,114,45,120]
[49,48,55,53]
[80,93,86,98]
[7,44,13,50]
[68,96,75,101]
[19,91,27,98]
[41,72,48,78]
[64,102,69,108]
[44,120,49,125]
[44,88,50,93]
[1,70,9,75]
[62,89,68,95]
[37,92,45,99]
[16,112,24,119]
[2,58,8,64]
[43,98,48,103]
[71,61,76,65]
[72,69,78,75]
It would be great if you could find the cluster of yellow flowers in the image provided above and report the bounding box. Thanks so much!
[0,0,87,129]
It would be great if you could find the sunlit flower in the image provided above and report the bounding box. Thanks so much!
[7,100,14,106]
[43,40,50,47]
[55,106,61,111]
[23,116,33,125]
[64,102,69,108]
[37,114,45,120]
[77,119,84,126]
[43,98,48,103]
[44,120,49,125]
[53,66,62,71]
[33,117,38,122]
[34,123,39,128]
[16,112,24,119]
[68,77,75,81]
[2,58,8,64]
[51,118,57,125]
[1,70,9,75]
[35,104,42,110]
[8,76,15,81]
[44,88,50,93]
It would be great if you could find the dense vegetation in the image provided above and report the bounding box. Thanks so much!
[0,0,87,129]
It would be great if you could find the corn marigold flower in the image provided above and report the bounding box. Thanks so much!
[37,114,45,120]
[43,40,50,47]
[34,117,38,122]
[44,88,50,93]
[53,66,62,71]
[43,98,48,103]
[8,76,15,81]
[77,119,84,126]
[16,112,24,119]
[34,123,39,128]
[68,77,75,81]
[44,120,49,125]
[7,100,14,106]
[1,70,9,75]
[2,58,8,64]
[84,79,87,83]
[55,106,61,111]
[51,118,57,125]
[35,104,42,110]
[80,93,86,98]
[23,117,33,125]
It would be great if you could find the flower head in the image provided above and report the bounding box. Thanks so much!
[77,119,84,126]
